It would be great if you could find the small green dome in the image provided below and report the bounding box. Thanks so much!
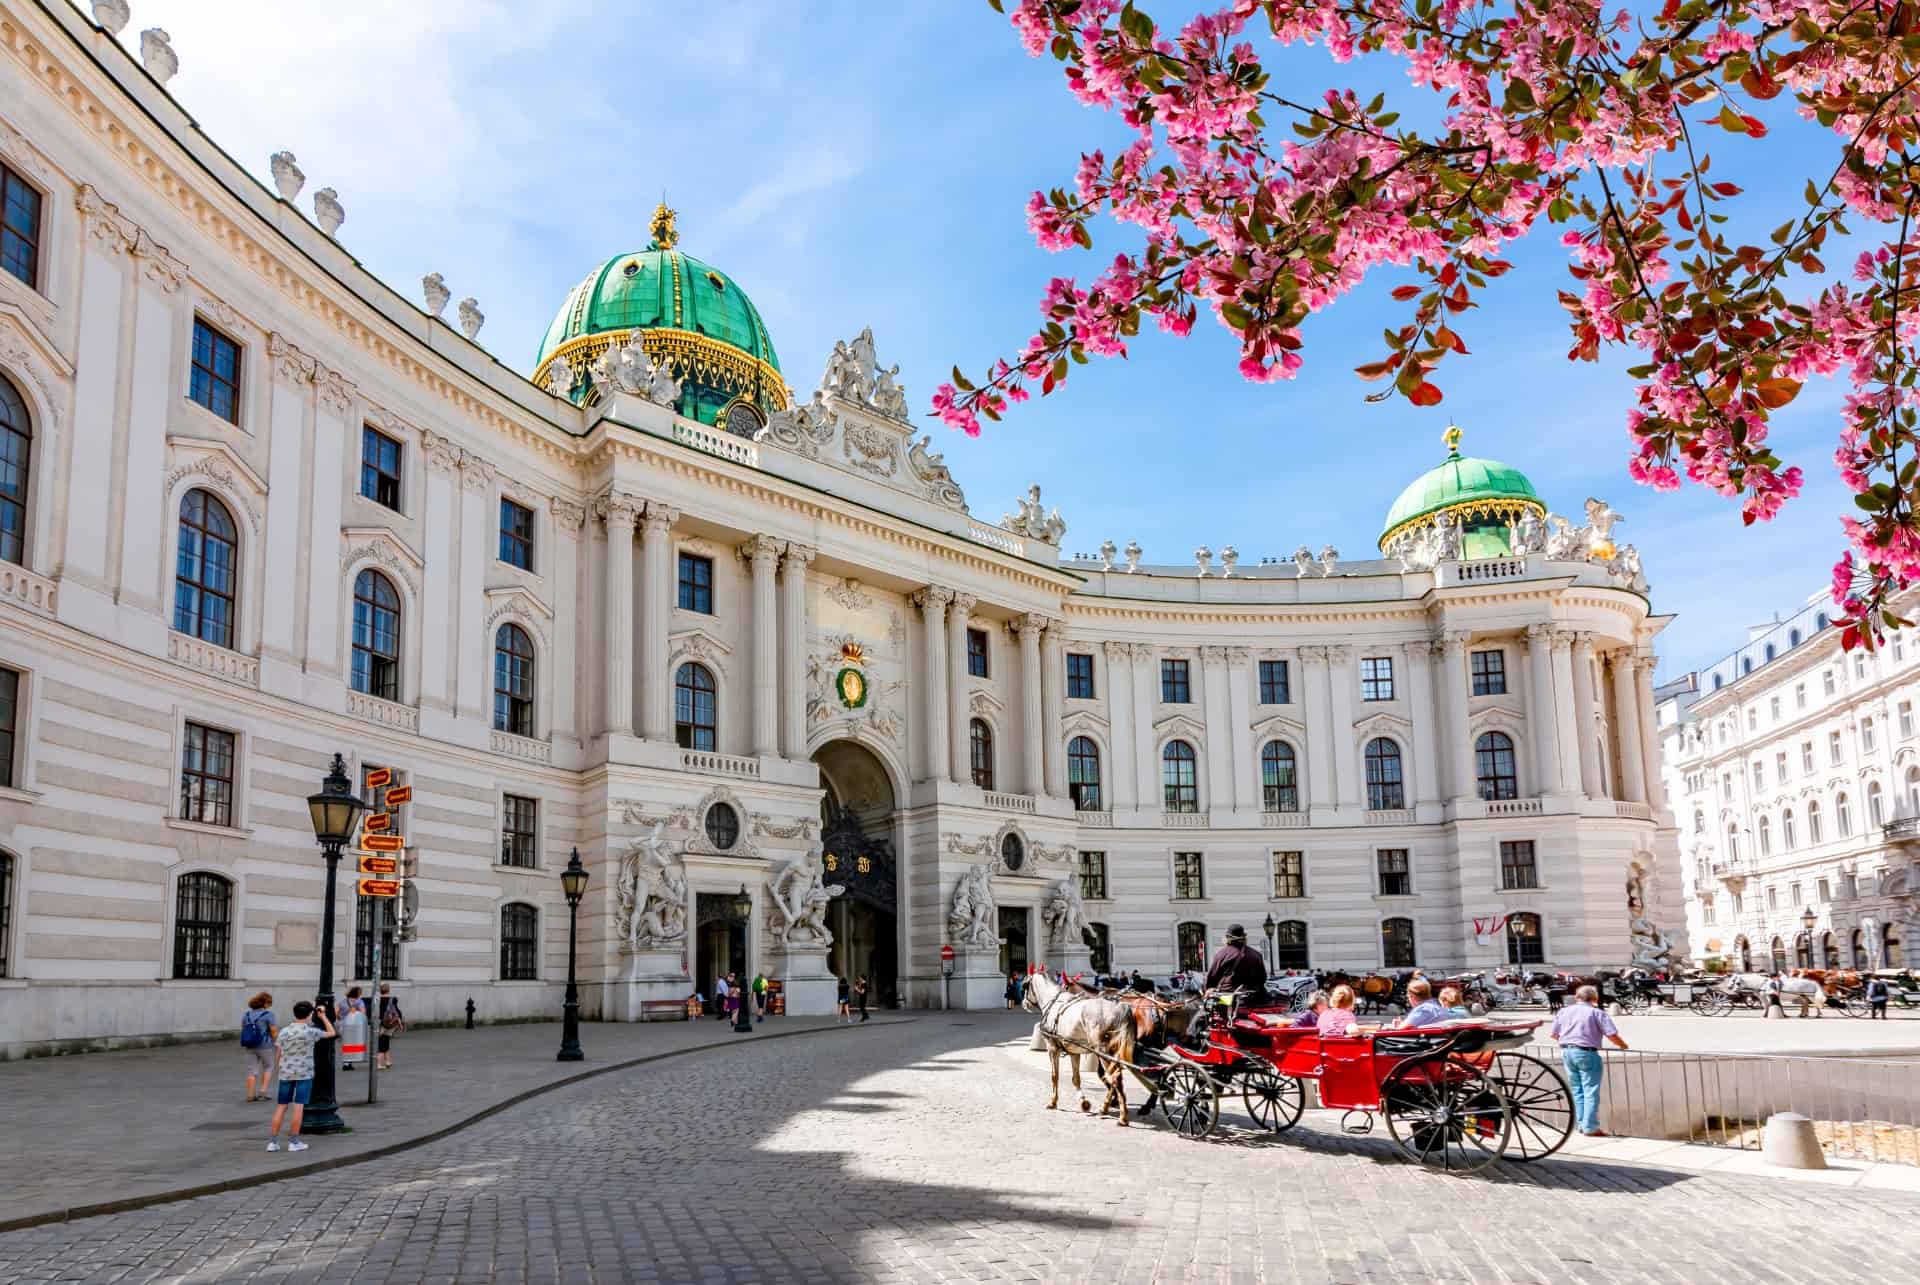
[1379,427,1545,558]
[532,205,785,433]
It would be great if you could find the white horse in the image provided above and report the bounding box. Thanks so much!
[1729,973,1825,1016]
[1023,971,1139,1125]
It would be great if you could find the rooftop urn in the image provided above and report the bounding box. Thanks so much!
[91,0,130,35]
[312,187,345,238]
[421,273,450,318]
[458,297,485,340]
[139,28,177,85]
[269,151,304,202]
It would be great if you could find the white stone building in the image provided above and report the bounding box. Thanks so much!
[0,0,1682,1054]
[1657,592,1917,973]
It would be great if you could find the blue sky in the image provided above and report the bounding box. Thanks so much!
[111,1,1858,678]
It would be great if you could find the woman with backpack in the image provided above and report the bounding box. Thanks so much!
[376,982,403,1070]
[241,992,277,1102]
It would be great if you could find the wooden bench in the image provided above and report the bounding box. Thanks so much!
[641,1000,688,1022]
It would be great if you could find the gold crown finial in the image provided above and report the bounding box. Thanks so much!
[1443,424,1463,455]
[649,202,679,250]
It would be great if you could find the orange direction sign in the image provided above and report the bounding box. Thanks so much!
[365,767,392,789]
[357,878,401,898]
[363,812,392,833]
[357,854,399,876]
[363,833,405,852]
[383,785,413,806]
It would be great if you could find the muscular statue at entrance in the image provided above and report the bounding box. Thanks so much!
[1040,877,1091,946]
[768,846,845,948]
[948,864,998,950]
[615,822,688,951]
[1626,868,1674,970]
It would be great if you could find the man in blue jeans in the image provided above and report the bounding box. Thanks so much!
[1550,984,1630,1135]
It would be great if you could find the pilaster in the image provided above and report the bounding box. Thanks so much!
[1327,645,1359,810]
[911,587,953,783]
[1611,650,1647,803]
[779,543,815,760]
[1299,646,1335,811]
[1104,640,1138,812]
[1572,632,1603,798]
[1041,618,1068,797]
[1406,640,1441,810]
[1442,632,1473,803]
[596,492,640,737]
[1017,615,1046,796]
[638,503,680,742]
[946,593,976,787]
[1524,624,1562,795]
[741,534,783,757]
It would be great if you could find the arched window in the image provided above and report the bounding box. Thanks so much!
[1260,741,1299,812]
[1083,922,1111,974]
[1757,815,1772,856]
[1274,919,1309,970]
[1852,928,1865,968]
[1162,740,1198,813]
[171,872,233,979]
[0,373,30,566]
[173,489,238,648]
[1869,781,1885,828]
[1735,934,1752,972]
[1176,920,1208,972]
[1808,800,1822,844]
[1764,643,1776,662]
[1782,809,1796,849]
[1067,736,1102,811]
[969,718,995,791]
[1907,766,1920,818]
[1817,612,1830,629]
[492,624,536,736]
[350,569,401,701]
[1742,657,1753,674]
[1770,936,1787,973]
[1382,916,1416,968]
[674,663,717,751]
[1887,922,1905,968]
[1474,731,1518,801]
[1790,628,1802,646]
[1506,911,1544,965]
[0,849,12,978]
[1837,793,1853,837]
[1795,934,1813,968]
[1726,825,1740,862]
[1712,674,1723,690]
[1821,931,1840,968]
[499,902,538,980]
[1364,738,1404,811]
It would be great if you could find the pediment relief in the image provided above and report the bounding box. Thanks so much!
[484,589,552,649]
[671,629,732,669]
[166,434,270,497]
[1249,712,1308,742]
[340,527,423,596]
[968,688,1005,718]
[1352,710,1413,738]
[165,439,267,533]
[1153,712,1207,743]
[482,584,552,621]
[1895,744,1920,768]
[1469,708,1527,740]
[1062,709,1110,739]
[0,307,67,428]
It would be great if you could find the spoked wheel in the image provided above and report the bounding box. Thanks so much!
[1614,990,1649,1015]
[1158,1064,1220,1139]
[1691,991,1732,1017]
[1841,994,1873,1019]
[1487,1052,1575,1161]
[1241,1068,1305,1133]
[1381,1058,1511,1174]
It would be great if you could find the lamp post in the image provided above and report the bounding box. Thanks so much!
[1261,914,1277,970]
[1800,905,1817,968]
[732,883,754,1034]
[557,847,590,1062]
[302,753,366,1134]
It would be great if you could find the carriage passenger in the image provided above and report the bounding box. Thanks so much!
[1395,979,1450,1028]
[1290,991,1330,1028]
[1318,986,1361,1037]
[1439,985,1469,1017]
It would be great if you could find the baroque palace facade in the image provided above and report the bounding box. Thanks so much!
[0,0,1682,1053]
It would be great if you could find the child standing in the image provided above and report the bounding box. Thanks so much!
[267,1000,335,1153]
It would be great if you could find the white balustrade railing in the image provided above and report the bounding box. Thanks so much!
[672,421,759,468]
[1615,801,1654,821]
[1365,808,1416,825]
[1262,810,1310,828]
[968,524,1027,559]
[984,791,1036,814]
[681,750,761,779]
[1487,798,1544,817]
[0,565,57,614]
[491,730,553,764]
[1077,812,1113,828]
[1163,811,1208,828]
[347,691,419,733]
[166,631,260,687]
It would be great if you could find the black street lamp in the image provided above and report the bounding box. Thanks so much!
[557,848,590,1062]
[1261,914,1277,969]
[732,883,754,1034]
[302,753,366,1134]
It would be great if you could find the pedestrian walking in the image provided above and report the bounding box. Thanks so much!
[724,972,742,1024]
[714,973,731,1022]
[1867,974,1891,1020]
[266,1000,334,1153]
[1004,971,1020,1009]
[856,974,870,1022]
[1550,984,1630,1136]
[376,982,404,1070]
[337,986,368,1069]
[752,972,768,1023]
[836,974,851,1023]
[240,992,277,1103]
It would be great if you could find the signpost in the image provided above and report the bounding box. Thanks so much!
[356,767,407,1107]
[356,854,399,876]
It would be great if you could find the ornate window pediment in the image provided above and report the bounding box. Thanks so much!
[1352,710,1413,740]
[1249,712,1308,742]
[968,688,1005,718]
[670,628,731,669]
[165,436,268,532]
[0,306,70,417]
[1062,709,1110,739]
[339,527,423,596]
[1152,711,1206,742]
[484,589,551,649]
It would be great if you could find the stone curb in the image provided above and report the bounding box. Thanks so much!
[0,1016,914,1234]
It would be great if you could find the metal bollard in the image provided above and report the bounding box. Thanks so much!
[465,996,476,1029]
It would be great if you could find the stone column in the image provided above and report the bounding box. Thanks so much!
[1017,616,1046,796]
[1572,632,1603,798]
[638,503,679,742]
[1200,646,1233,812]
[455,453,494,722]
[1549,630,1583,794]
[779,543,815,759]
[1636,649,1664,809]
[1041,619,1068,798]
[550,500,587,742]
[1611,651,1647,803]
[1104,641,1138,811]
[596,494,640,737]
[1524,624,1562,795]
[742,535,782,757]
[1133,645,1159,808]
[912,587,953,783]
[1300,647,1335,810]
[1328,646,1360,809]
[947,593,977,786]
[1406,640,1441,808]
[1442,632,1474,802]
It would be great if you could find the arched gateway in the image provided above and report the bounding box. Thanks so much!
[812,739,904,1007]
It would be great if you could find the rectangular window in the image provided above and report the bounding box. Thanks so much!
[1776,751,1789,784]
[171,872,232,980]
[0,163,42,290]
[1732,891,1743,915]
[1789,881,1803,907]
[1702,899,1716,925]
[1747,708,1757,732]
[1377,848,1411,897]
[676,553,713,614]
[1751,761,1764,790]
[1802,741,1814,774]
[1769,696,1781,721]
[1077,851,1107,901]
[1824,671,1837,696]
[1856,654,1868,679]
[353,891,398,982]
[1863,717,1877,752]
[1172,851,1204,900]
[1066,652,1095,700]
[1830,730,1844,765]
[1470,649,1506,696]
[1767,886,1778,911]
[1903,702,1915,739]
[1500,840,1539,890]
[1721,773,1733,801]
[1796,683,1807,710]
[501,794,538,868]
[188,320,242,425]
[0,665,17,789]
[1160,658,1191,704]
[498,498,534,570]
[966,628,989,678]
[499,904,538,981]
[359,426,403,511]
[1258,659,1290,704]
[1818,877,1831,902]
[1272,850,1305,899]
[179,721,236,827]
[1360,656,1395,701]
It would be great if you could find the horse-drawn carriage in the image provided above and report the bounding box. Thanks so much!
[1027,975,1574,1174]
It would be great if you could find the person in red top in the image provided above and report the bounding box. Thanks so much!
[1203,924,1268,998]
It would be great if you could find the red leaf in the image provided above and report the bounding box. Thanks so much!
[1756,376,1802,409]
[1741,115,1768,138]
[1408,381,1444,407]
[1391,284,1421,301]
[1354,360,1395,382]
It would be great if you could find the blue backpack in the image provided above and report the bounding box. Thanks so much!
[240,1009,270,1048]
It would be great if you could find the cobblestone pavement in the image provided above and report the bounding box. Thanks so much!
[4,1012,1916,1284]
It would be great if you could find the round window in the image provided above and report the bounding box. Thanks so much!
[705,803,740,851]
[723,402,763,440]
[622,260,640,278]
[1000,832,1025,872]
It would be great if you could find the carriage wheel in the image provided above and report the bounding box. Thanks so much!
[1241,1068,1305,1133]
[1487,1052,1575,1162]
[1692,991,1732,1017]
[1158,1064,1220,1140]
[1841,995,1873,1019]
[1381,1059,1511,1174]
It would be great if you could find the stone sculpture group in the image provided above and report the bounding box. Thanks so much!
[767,846,845,948]
[591,335,682,408]
[948,864,999,950]
[1001,484,1068,545]
[614,822,688,952]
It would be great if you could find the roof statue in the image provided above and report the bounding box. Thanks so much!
[649,201,679,251]
[1002,484,1067,545]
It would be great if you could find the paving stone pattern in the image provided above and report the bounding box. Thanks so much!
[2,1013,1915,1283]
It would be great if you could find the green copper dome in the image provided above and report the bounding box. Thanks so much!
[532,205,786,433]
[1379,427,1545,559]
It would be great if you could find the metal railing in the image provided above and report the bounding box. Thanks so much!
[1524,1042,1920,1165]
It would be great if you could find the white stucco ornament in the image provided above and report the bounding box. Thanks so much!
[269,152,304,202]
[1123,540,1142,573]
[1318,544,1339,577]
[139,28,178,86]
[1293,544,1313,575]
[312,187,345,238]
[544,353,575,398]
[91,0,130,35]
[457,297,484,340]
[421,273,450,318]
[948,864,999,950]
[767,846,845,948]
